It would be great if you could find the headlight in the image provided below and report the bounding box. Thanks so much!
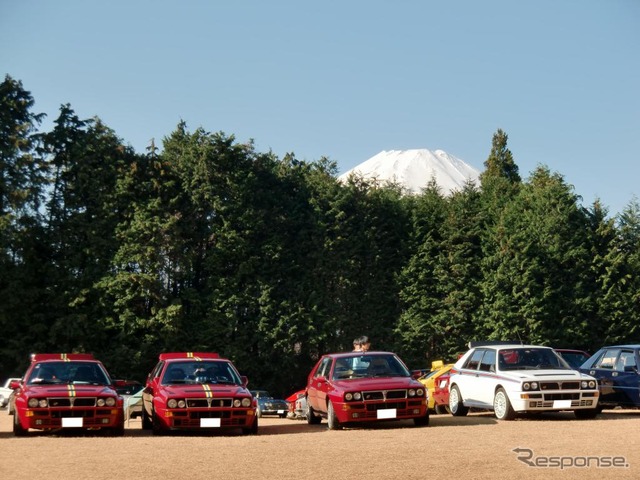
[408,389,416,397]
[581,380,588,388]
[28,398,39,408]
[97,398,106,407]
[241,398,251,407]
[106,397,116,407]
[589,380,596,389]
[523,383,530,391]
[177,400,186,408]
[167,399,178,409]
[530,382,538,390]
[345,393,353,401]
[38,399,48,408]
[416,389,424,396]
[353,392,362,400]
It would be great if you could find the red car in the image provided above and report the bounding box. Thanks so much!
[305,351,429,429]
[432,371,451,414]
[141,352,257,435]
[9,353,125,436]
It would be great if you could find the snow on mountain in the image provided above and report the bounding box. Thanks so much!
[338,149,481,195]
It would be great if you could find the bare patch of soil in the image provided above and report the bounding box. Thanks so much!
[0,409,638,479]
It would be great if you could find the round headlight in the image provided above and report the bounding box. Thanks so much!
[353,392,362,401]
[233,399,241,407]
[523,383,530,391]
[345,393,353,401]
[589,380,596,389]
[242,398,251,407]
[97,398,106,407]
[530,382,538,390]
[177,400,186,408]
[416,389,424,396]
[167,399,178,409]
[38,399,48,408]
[408,389,416,397]
[106,397,116,407]
[28,398,39,408]
[581,380,588,389]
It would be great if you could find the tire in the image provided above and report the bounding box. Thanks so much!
[13,412,28,436]
[413,410,430,427]
[306,401,321,425]
[152,410,166,436]
[449,385,468,417]
[493,388,515,420]
[242,417,258,435]
[327,400,341,430]
[435,404,450,415]
[574,408,599,420]
[109,421,125,436]
[142,407,152,430]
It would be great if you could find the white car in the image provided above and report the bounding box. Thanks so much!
[0,378,21,408]
[448,343,599,420]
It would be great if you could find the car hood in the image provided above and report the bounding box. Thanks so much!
[161,384,250,396]
[498,369,595,381]
[22,384,118,397]
[332,377,422,390]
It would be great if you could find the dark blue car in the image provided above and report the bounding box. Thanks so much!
[579,345,640,409]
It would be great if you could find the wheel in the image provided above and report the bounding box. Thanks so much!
[152,410,166,435]
[493,388,515,420]
[435,404,450,415]
[279,413,287,418]
[449,385,468,417]
[256,407,262,418]
[327,400,341,430]
[574,408,598,419]
[13,412,28,436]
[306,401,321,425]
[242,416,258,434]
[109,421,125,436]
[142,407,153,430]
[413,410,430,427]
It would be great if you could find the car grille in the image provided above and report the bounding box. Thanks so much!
[539,382,580,390]
[543,393,580,401]
[528,399,595,408]
[47,397,97,407]
[186,398,233,408]
[362,390,408,401]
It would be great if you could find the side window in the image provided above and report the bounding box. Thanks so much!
[315,358,332,378]
[479,350,496,372]
[464,349,485,371]
[148,361,164,381]
[616,351,637,372]
[595,349,620,369]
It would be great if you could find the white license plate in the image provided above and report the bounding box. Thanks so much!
[377,409,397,419]
[62,417,83,428]
[553,400,572,409]
[277,409,285,414]
[200,418,221,428]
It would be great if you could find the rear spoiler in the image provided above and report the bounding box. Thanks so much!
[467,340,523,349]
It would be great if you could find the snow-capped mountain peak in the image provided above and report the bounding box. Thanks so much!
[338,149,480,195]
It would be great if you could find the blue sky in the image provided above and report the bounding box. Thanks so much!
[2,0,638,215]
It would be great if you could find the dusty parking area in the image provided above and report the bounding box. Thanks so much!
[0,408,638,480]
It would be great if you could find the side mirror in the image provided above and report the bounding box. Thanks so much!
[9,379,21,389]
[241,375,249,387]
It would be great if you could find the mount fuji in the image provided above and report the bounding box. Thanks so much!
[338,149,481,195]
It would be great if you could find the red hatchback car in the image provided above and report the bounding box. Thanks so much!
[305,351,429,429]
[9,353,125,436]
[141,352,257,435]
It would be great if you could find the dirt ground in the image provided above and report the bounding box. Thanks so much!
[0,408,638,480]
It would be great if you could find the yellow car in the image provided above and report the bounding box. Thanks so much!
[419,360,454,414]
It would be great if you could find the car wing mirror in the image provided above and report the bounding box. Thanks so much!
[241,375,249,387]
[9,380,21,389]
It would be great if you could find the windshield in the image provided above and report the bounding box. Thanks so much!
[27,361,111,385]
[499,348,569,371]
[161,360,241,385]
[332,354,410,380]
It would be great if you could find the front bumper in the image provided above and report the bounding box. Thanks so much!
[512,390,599,412]
[18,407,123,430]
[155,406,256,430]
[335,398,428,423]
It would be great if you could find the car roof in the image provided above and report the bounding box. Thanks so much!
[323,351,395,359]
[601,345,640,349]
[471,344,551,350]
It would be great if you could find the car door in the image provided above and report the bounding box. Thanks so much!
[584,348,619,404]
[611,349,640,407]
[456,349,494,408]
[307,357,332,414]
[142,360,164,415]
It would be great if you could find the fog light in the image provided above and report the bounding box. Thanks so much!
[102,418,109,424]
[413,409,420,414]
[35,419,42,425]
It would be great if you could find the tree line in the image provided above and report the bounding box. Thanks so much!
[1,74,639,396]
